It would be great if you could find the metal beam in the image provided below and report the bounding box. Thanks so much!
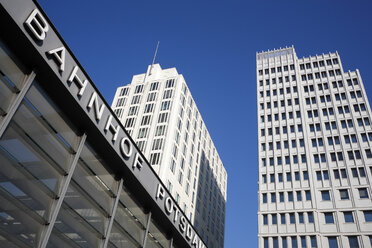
[169,238,173,248]
[38,133,87,248]
[0,71,35,138]
[102,178,124,248]
[142,211,152,248]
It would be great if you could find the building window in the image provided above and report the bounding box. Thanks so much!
[298,213,304,224]
[150,81,159,91]
[364,211,372,222]
[359,188,369,199]
[161,100,171,110]
[272,214,277,225]
[308,212,314,223]
[328,237,338,248]
[291,237,297,247]
[144,103,154,113]
[128,106,139,116]
[165,79,175,88]
[281,214,286,224]
[149,152,161,165]
[325,212,334,224]
[348,236,359,248]
[263,215,268,225]
[152,138,163,151]
[170,159,176,173]
[137,127,149,138]
[120,87,129,96]
[263,237,268,248]
[134,84,144,93]
[147,92,157,102]
[262,193,267,203]
[163,89,173,99]
[339,189,349,200]
[321,190,331,201]
[158,113,169,123]
[344,212,354,223]
[289,213,295,224]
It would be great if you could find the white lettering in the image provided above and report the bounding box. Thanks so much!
[104,115,120,142]
[198,241,206,248]
[68,66,87,96]
[186,224,193,240]
[133,152,143,170]
[156,184,165,200]
[120,137,132,159]
[179,216,186,233]
[87,92,105,121]
[165,197,173,214]
[48,46,66,71]
[25,9,49,41]
[192,235,198,247]
[173,208,180,223]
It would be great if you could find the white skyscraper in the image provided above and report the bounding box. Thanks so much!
[111,64,227,248]
[257,46,372,248]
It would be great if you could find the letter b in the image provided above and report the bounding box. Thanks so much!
[25,9,49,41]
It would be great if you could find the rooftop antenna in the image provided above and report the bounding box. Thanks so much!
[149,41,160,76]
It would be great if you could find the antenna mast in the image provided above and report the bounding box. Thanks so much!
[149,41,160,76]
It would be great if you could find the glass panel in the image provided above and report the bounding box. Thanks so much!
[23,86,80,167]
[50,140,118,247]
[0,40,28,116]
[46,229,82,248]
[108,186,149,247]
[108,223,139,248]
[0,83,79,246]
[118,187,147,226]
[52,182,108,248]
[147,218,169,248]
[74,143,117,215]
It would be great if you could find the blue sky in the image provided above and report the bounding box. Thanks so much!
[37,0,372,247]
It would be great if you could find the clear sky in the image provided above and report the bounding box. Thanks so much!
[37,0,372,247]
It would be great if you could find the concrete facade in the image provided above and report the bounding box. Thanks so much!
[257,47,372,248]
[111,64,227,248]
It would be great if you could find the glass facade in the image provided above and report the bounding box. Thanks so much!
[0,31,190,248]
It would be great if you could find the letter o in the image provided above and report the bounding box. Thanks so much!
[165,197,173,215]
[120,137,132,159]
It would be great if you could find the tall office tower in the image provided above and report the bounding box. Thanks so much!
[257,46,372,248]
[111,64,227,248]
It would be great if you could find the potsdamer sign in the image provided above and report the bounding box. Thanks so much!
[0,1,206,247]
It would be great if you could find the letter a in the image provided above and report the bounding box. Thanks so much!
[48,47,66,71]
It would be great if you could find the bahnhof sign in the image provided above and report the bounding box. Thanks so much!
[0,0,206,247]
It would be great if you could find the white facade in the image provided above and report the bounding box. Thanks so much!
[257,47,372,248]
[111,64,227,248]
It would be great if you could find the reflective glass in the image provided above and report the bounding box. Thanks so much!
[108,223,139,248]
[147,218,169,248]
[52,184,107,248]
[0,83,79,246]
[74,144,118,214]
[109,187,146,246]
[0,40,28,116]
[49,140,119,247]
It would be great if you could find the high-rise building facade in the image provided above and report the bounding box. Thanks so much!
[111,64,227,248]
[257,47,372,248]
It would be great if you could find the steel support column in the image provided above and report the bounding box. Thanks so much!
[38,133,87,248]
[0,71,35,138]
[142,211,152,248]
[102,178,124,248]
